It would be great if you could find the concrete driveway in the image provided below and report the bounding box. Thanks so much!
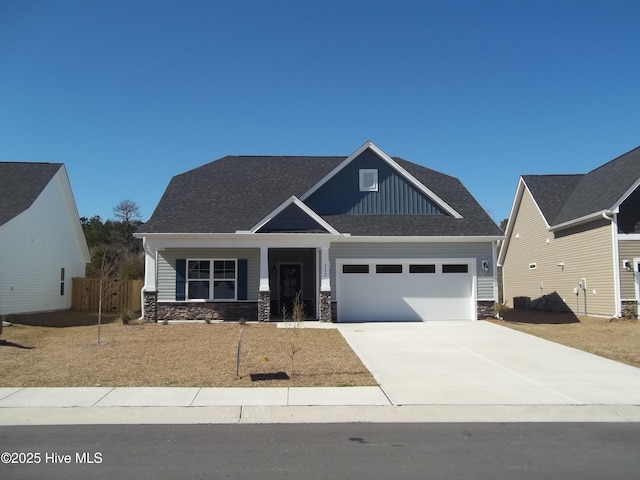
[338,321,640,406]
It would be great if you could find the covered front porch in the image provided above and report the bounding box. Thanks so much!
[257,245,332,322]
[139,234,334,323]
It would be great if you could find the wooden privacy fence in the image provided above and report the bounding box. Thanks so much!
[72,278,143,313]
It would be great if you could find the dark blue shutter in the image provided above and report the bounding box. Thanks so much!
[176,259,186,301]
[237,259,248,300]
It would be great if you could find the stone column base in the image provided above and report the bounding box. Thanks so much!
[476,301,494,319]
[258,291,271,322]
[143,291,158,323]
[320,291,332,322]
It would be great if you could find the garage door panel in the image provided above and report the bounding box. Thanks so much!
[338,261,474,322]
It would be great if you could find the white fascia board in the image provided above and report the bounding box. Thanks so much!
[367,143,463,219]
[134,232,342,250]
[498,178,551,266]
[335,235,503,243]
[619,234,640,241]
[521,178,552,230]
[497,177,526,266]
[300,140,463,219]
[611,177,640,211]
[548,209,613,232]
[247,195,341,235]
[56,166,91,263]
[299,140,373,200]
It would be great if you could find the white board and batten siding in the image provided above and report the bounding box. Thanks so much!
[0,168,89,315]
[156,248,261,302]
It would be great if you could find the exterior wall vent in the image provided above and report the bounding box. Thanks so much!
[359,169,378,192]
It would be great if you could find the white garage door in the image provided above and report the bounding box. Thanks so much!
[337,260,475,322]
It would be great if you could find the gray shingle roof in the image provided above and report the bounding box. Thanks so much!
[553,146,640,225]
[523,146,640,226]
[522,175,583,225]
[139,154,502,237]
[0,162,63,227]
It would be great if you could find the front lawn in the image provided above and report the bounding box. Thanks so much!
[0,319,376,388]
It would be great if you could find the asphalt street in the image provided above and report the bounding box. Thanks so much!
[2,423,640,480]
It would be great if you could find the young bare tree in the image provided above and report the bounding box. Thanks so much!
[285,291,305,375]
[96,247,118,345]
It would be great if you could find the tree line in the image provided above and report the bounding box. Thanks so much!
[81,199,144,280]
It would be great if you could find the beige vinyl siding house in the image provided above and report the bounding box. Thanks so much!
[619,240,640,301]
[501,186,550,306]
[499,146,640,318]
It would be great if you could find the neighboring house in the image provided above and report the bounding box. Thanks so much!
[498,146,640,317]
[135,141,503,323]
[0,162,90,315]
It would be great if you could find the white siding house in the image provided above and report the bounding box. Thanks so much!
[0,163,90,315]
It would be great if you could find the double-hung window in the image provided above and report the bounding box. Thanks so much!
[187,259,237,300]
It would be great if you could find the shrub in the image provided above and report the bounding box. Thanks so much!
[493,302,510,318]
[118,309,138,325]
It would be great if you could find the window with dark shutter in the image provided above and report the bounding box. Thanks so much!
[175,259,187,301]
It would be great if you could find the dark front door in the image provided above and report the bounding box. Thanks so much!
[279,264,302,316]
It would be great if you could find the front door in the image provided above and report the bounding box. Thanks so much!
[279,263,302,316]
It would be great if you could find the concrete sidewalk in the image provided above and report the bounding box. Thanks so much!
[1,386,639,425]
[0,386,389,408]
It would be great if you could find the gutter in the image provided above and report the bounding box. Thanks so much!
[548,209,615,232]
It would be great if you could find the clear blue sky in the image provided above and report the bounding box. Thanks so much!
[1,0,639,224]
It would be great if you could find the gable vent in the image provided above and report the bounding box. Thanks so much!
[359,169,378,192]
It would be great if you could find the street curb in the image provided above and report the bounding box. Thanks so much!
[1,404,639,426]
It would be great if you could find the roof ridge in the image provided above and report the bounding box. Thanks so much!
[229,155,347,159]
[523,173,583,177]
[0,161,62,165]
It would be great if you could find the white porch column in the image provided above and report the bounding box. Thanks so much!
[320,245,331,292]
[143,240,157,292]
[259,246,270,292]
[141,238,158,322]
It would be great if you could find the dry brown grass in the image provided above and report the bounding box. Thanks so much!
[490,310,640,368]
[0,317,376,388]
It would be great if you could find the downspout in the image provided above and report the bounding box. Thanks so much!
[493,239,501,304]
[604,211,622,318]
